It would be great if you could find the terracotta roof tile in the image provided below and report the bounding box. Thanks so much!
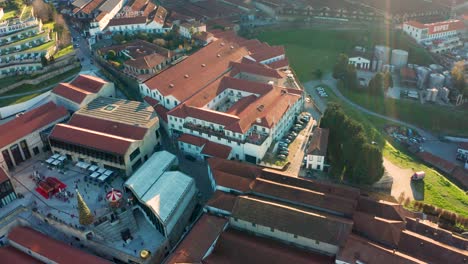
[398,230,468,263]
[230,61,282,78]
[143,96,159,107]
[451,166,468,190]
[405,218,468,250]
[307,128,329,156]
[337,234,424,264]
[52,83,91,104]
[49,124,134,155]
[165,214,228,264]
[201,141,232,159]
[249,46,285,63]
[417,151,456,174]
[178,133,207,147]
[0,102,69,149]
[124,53,166,70]
[356,196,405,221]
[108,16,147,27]
[268,58,289,69]
[250,178,357,216]
[70,74,108,92]
[0,247,42,264]
[81,0,106,14]
[204,228,334,264]
[231,195,353,246]
[68,114,148,140]
[8,226,111,264]
[206,190,237,213]
[144,39,249,102]
[458,142,468,150]
[352,211,405,247]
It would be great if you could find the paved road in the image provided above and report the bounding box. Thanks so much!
[303,74,460,164]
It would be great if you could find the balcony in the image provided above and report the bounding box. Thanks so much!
[183,122,269,146]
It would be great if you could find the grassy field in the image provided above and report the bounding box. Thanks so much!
[338,87,468,137]
[318,84,468,216]
[0,66,81,107]
[1,10,18,21]
[250,28,433,81]
[55,44,74,59]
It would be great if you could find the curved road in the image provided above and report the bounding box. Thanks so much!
[304,74,460,163]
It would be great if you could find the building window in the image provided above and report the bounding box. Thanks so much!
[32,147,40,155]
[270,227,274,232]
[129,148,140,161]
[315,240,319,245]
[252,223,256,227]
[234,218,238,222]
[294,234,298,238]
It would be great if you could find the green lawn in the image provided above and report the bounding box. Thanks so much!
[55,44,73,59]
[0,66,81,107]
[318,84,468,216]
[338,87,468,137]
[250,28,433,82]
[1,10,18,21]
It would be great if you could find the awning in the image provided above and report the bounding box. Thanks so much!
[98,174,109,182]
[97,168,106,174]
[52,154,60,159]
[58,156,66,161]
[52,160,61,166]
[90,172,100,179]
[88,165,98,172]
[106,188,122,202]
[104,170,113,176]
[46,158,55,164]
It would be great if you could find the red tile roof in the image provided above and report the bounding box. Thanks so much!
[307,128,329,156]
[49,124,134,155]
[144,39,249,102]
[356,196,405,221]
[230,61,282,78]
[143,96,159,107]
[0,167,10,183]
[231,195,353,246]
[53,74,108,104]
[8,226,111,264]
[201,141,232,159]
[178,133,207,147]
[337,234,424,264]
[417,151,456,174]
[250,46,285,63]
[68,114,148,140]
[204,228,334,264]
[81,0,106,14]
[451,166,468,190]
[0,247,42,264]
[398,230,468,263]
[206,190,237,213]
[107,16,147,27]
[250,178,357,216]
[124,53,166,70]
[53,83,90,104]
[0,102,69,149]
[458,142,468,150]
[165,214,228,264]
[352,211,405,247]
[405,20,426,29]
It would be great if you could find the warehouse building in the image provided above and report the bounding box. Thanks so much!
[49,97,160,176]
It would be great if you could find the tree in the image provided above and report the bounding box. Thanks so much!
[76,189,94,226]
[40,55,48,66]
[53,13,71,48]
[332,53,349,79]
[451,61,468,97]
[368,72,384,96]
[107,50,116,60]
[383,72,393,94]
[314,69,323,80]
[32,0,54,22]
[344,64,358,90]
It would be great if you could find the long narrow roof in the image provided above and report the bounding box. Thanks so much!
[8,226,111,264]
[0,247,42,264]
[52,74,109,104]
[144,39,249,102]
[0,102,69,149]
[231,195,353,246]
[49,124,135,155]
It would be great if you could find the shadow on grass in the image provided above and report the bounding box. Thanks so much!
[411,180,425,201]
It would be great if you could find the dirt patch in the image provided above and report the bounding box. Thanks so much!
[383,158,423,201]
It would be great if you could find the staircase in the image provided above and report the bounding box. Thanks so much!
[93,208,138,242]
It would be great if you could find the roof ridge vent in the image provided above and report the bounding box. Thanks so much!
[217,54,221,57]
[169,83,174,88]
[230,45,234,49]
[201,63,206,67]
[221,42,225,46]
[257,105,264,112]
[184,74,189,78]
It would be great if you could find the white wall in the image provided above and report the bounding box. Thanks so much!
[306,154,325,171]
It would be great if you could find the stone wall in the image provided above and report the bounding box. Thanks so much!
[0,53,78,95]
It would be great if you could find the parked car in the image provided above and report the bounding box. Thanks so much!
[290,131,298,137]
[277,154,287,160]
[279,151,289,156]
[278,142,288,147]
[282,138,291,144]
[411,171,425,181]
[278,146,288,152]
[292,127,302,132]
